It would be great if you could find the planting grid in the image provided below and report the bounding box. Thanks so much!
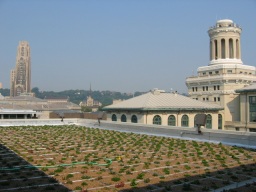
[0,125,256,192]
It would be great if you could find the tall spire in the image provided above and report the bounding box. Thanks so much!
[89,82,92,96]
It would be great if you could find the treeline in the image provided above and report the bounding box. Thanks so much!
[0,87,144,106]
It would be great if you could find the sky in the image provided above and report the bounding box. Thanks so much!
[0,0,255,93]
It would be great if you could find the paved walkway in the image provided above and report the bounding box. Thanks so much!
[212,177,256,192]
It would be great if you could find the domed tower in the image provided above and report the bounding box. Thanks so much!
[186,19,256,130]
[208,19,242,65]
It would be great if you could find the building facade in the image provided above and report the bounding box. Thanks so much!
[10,41,31,97]
[223,84,256,132]
[104,89,223,129]
[186,19,256,129]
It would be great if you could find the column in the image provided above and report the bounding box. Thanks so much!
[217,39,221,60]
[226,38,230,59]
[233,38,237,59]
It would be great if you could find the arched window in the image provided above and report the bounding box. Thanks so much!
[221,39,225,59]
[121,114,127,122]
[131,115,137,123]
[229,38,234,58]
[168,115,176,126]
[206,114,212,129]
[181,115,189,127]
[111,114,117,121]
[218,114,222,130]
[153,115,161,125]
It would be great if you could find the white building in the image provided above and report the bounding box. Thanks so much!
[186,19,256,130]
[104,89,223,129]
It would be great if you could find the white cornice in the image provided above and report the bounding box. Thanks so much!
[198,63,256,72]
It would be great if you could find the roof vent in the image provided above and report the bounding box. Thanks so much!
[151,88,165,95]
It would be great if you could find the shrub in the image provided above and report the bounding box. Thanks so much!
[111,177,121,182]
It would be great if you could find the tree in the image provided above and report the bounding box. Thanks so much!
[81,106,92,112]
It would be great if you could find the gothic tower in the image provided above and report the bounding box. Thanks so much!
[10,41,31,97]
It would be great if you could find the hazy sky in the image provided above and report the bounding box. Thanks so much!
[0,0,255,93]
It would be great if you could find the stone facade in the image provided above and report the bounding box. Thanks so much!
[10,41,31,97]
[186,19,256,130]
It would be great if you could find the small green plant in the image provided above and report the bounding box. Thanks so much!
[111,177,121,182]
[130,179,137,187]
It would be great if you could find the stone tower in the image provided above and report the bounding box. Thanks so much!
[186,19,256,129]
[10,41,31,97]
[208,19,242,64]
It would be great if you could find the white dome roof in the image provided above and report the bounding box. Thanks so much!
[217,19,233,24]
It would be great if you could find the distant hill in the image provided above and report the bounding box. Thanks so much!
[0,87,187,106]
[30,87,145,106]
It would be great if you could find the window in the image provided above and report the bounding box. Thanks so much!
[168,115,176,126]
[206,86,208,91]
[215,71,219,74]
[153,115,161,125]
[214,86,216,90]
[217,85,220,90]
[112,114,117,121]
[205,114,212,129]
[218,97,220,101]
[203,98,205,101]
[209,72,212,75]
[203,72,206,75]
[195,87,198,92]
[131,115,138,123]
[227,70,232,74]
[214,97,216,102]
[249,96,256,122]
[203,86,205,91]
[181,115,189,127]
[121,114,127,122]
[218,114,222,129]
[192,87,194,92]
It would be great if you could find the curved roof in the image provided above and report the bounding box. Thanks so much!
[217,19,233,24]
[104,90,222,111]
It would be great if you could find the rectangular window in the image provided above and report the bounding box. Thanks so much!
[206,98,209,101]
[214,97,216,102]
[215,71,219,74]
[195,87,198,92]
[217,85,220,90]
[214,86,216,90]
[203,98,205,101]
[192,87,194,92]
[249,96,256,122]
[227,70,232,74]
[218,97,220,101]
[203,86,205,91]
[209,72,212,75]
[203,72,206,75]
[206,86,208,91]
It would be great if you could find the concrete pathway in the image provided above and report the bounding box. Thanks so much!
[212,177,256,192]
